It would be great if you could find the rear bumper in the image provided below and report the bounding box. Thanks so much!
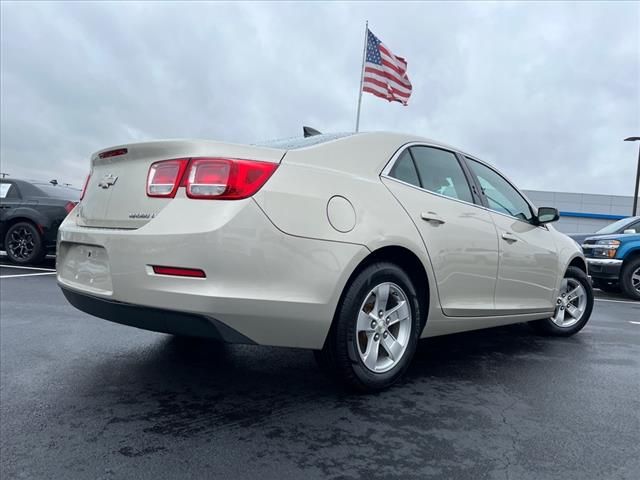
[61,287,255,343]
[57,198,369,349]
[586,258,622,281]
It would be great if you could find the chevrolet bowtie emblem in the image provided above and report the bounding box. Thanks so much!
[98,173,118,189]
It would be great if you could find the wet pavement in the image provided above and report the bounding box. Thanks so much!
[1,260,639,479]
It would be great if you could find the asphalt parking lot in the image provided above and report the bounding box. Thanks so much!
[1,259,639,480]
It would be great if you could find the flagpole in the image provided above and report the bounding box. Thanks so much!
[355,20,368,132]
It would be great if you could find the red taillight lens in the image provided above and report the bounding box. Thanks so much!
[185,158,278,199]
[147,159,189,197]
[80,174,90,201]
[64,201,78,214]
[152,265,206,278]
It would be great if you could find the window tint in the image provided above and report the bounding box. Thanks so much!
[467,158,533,222]
[388,150,420,187]
[410,146,473,203]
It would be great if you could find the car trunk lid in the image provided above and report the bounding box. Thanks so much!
[78,140,285,229]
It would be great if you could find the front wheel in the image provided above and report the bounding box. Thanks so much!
[619,257,640,300]
[529,266,594,336]
[315,262,424,392]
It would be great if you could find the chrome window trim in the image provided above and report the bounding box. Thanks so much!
[381,142,478,207]
[381,142,548,230]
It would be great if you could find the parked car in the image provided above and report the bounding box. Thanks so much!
[0,178,79,264]
[569,216,640,245]
[57,132,593,391]
[583,232,640,299]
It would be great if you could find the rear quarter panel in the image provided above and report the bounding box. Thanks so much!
[253,132,443,333]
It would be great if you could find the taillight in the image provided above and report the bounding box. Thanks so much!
[184,158,278,199]
[64,201,77,214]
[80,174,90,201]
[146,159,189,197]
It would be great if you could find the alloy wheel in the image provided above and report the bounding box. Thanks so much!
[7,226,36,261]
[551,277,587,328]
[632,267,640,294]
[356,282,412,373]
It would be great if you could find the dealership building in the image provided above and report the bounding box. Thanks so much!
[523,190,636,234]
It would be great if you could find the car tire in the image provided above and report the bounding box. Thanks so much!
[529,266,594,336]
[4,221,46,265]
[315,261,424,392]
[619,257,640,301]
[592,279,620,294]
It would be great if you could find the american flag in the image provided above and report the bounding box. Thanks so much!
[362,28,412,105]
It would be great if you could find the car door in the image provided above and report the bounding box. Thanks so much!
[381,145,500,316]
[465,157,559,314]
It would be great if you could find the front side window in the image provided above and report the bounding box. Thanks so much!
[407,146,473,203]
[467,158,533,222]
[623,221,640,233]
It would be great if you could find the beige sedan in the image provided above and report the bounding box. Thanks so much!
[57,132,593,391]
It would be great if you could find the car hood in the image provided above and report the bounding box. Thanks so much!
[584,233,640,242]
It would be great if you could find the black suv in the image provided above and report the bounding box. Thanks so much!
[0,179,80,264]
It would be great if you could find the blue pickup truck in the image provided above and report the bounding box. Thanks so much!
[582,233,640,300]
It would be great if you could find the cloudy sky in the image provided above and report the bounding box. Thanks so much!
[1,1,638,195]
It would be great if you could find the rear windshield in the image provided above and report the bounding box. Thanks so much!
[255,132,353,149]
[32,184,81,201]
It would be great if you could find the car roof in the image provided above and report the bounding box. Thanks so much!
[255,131,465,154]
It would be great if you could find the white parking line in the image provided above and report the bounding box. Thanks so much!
[0,272,57,279]
[0,264,56,272]
[595,298,639,305]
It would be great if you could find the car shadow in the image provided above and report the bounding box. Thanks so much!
[65,321,585,441]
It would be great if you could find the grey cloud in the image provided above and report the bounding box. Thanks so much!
[1,1,638,196]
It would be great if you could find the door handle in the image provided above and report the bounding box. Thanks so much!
[501,232,518,242]
[421,212,445,225]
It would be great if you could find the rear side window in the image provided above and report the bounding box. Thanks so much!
[467,158,533,222]
[0,183,19,199]
[389,150,420,187]
[409,146,473,203]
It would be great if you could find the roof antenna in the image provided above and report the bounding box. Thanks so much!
[303,126,322,138]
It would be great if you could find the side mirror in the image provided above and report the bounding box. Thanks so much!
[536,207,559,224]
[623,229,637,234]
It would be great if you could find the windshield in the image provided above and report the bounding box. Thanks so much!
[595,217,637,235]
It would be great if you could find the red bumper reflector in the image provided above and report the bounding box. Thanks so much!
[152,266,206,278]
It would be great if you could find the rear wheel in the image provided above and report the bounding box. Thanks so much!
[620,257,640,301]
[529,266,594,336]
[4,222,46,265]
[315,262,423,392]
